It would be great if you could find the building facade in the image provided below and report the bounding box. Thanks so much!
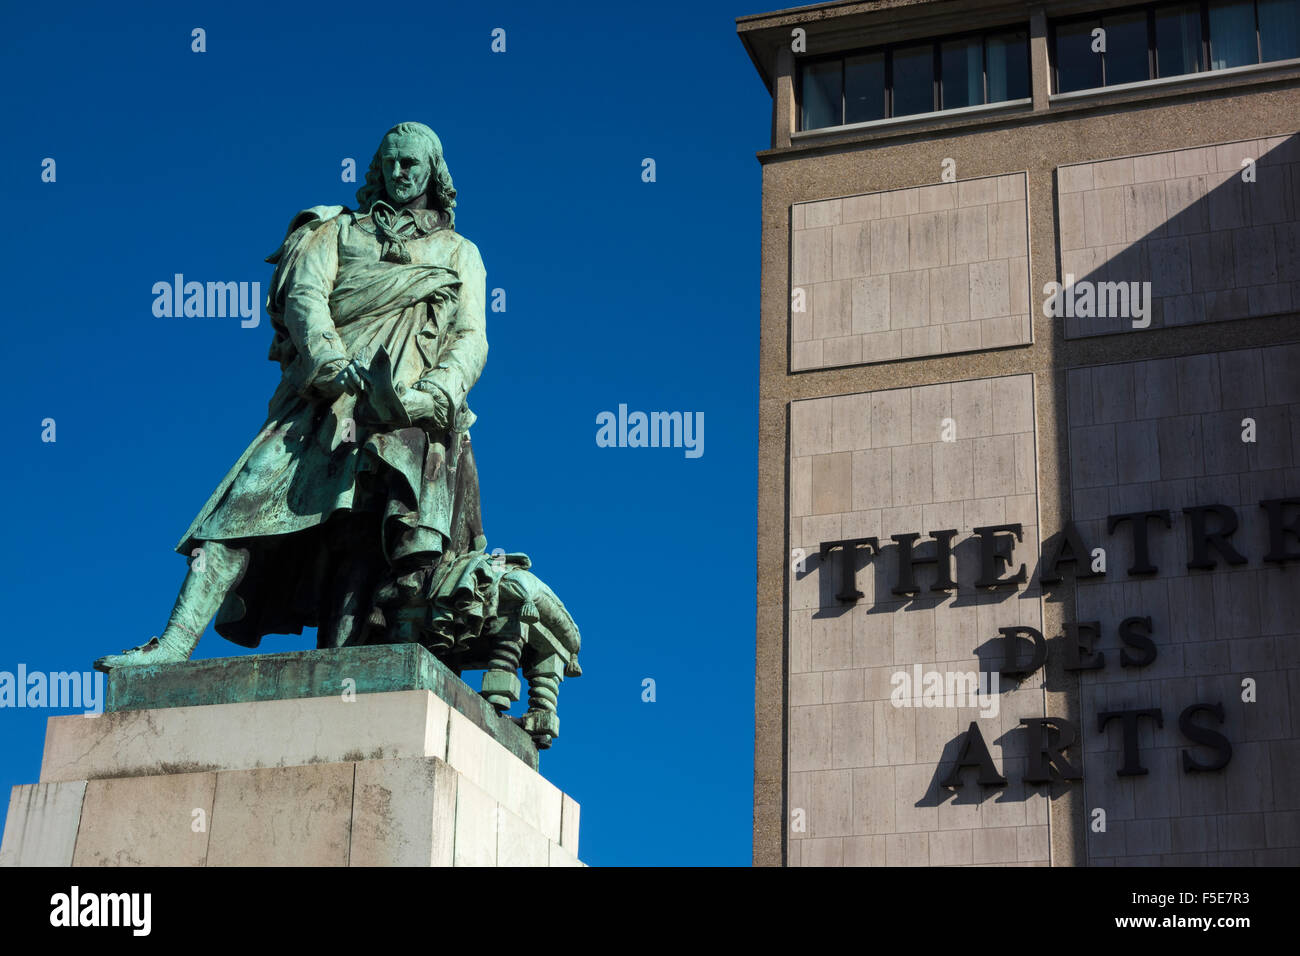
[738,0,1300,865]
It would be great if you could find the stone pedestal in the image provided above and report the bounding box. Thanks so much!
[0,645,582,867]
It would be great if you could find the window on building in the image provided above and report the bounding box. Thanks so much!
[1055,19,1106,91]
[987,31,1031,101]
[1052,0,1300,93]
[845,52,886,123]
[1259,0,1300,59]
[892,44,936,116]
[941,38,983,109]
[797,27,1030,131]
[800,60,841,131]
[1155,4,1204,76]
[1104,11,1153,83]
[1209,0,1259,67]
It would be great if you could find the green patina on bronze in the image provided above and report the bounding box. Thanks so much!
[94,122,582,749]
[104,644,540,771]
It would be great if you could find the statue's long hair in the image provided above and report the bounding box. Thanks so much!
[355,122,457,228]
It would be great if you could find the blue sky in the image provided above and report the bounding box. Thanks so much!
[1,0,767,865]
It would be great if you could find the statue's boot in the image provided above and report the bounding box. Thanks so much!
[94,542,249,672]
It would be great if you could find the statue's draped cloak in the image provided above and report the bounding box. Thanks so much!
[176,204,489,648]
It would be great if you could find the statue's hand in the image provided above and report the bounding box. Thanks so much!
[401,381,452,431]
[315,358,367,399]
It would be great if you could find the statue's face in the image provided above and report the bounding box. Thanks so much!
[379,134,433,206]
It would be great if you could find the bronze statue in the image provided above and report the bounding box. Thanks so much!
[96,122,579,747]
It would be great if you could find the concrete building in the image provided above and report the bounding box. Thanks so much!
[738,0,1300,866]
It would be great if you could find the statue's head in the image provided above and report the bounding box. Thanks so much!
[356,122,457,227]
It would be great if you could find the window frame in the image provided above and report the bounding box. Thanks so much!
[1049,0,1287,94]
[795,25,1031,132]
[939,35,986,110]
[1207,0,1262,68]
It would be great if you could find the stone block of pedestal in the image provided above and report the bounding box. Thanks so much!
[0,645,582,867]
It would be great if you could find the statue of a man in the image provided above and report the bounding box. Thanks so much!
[96,122,488,669]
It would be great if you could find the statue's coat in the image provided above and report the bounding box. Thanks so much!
[175,204,488,647]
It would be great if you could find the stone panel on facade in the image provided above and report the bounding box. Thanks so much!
[1067,344,1300,865]
[789,373,1049,866]
[791,174,1032,370]
[1057,135,1300,338]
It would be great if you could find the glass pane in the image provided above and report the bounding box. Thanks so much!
[892,44,935,116]
[1156,4,1204,76]
[987,31,1030,101]
[1259,0,1300,61]
[845,52,886,123]
[941,38,983,108]
[1056,19,1105,92]
[1103,11,1151,84]
[801,60,841,130]
[1209,0,1259,68]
